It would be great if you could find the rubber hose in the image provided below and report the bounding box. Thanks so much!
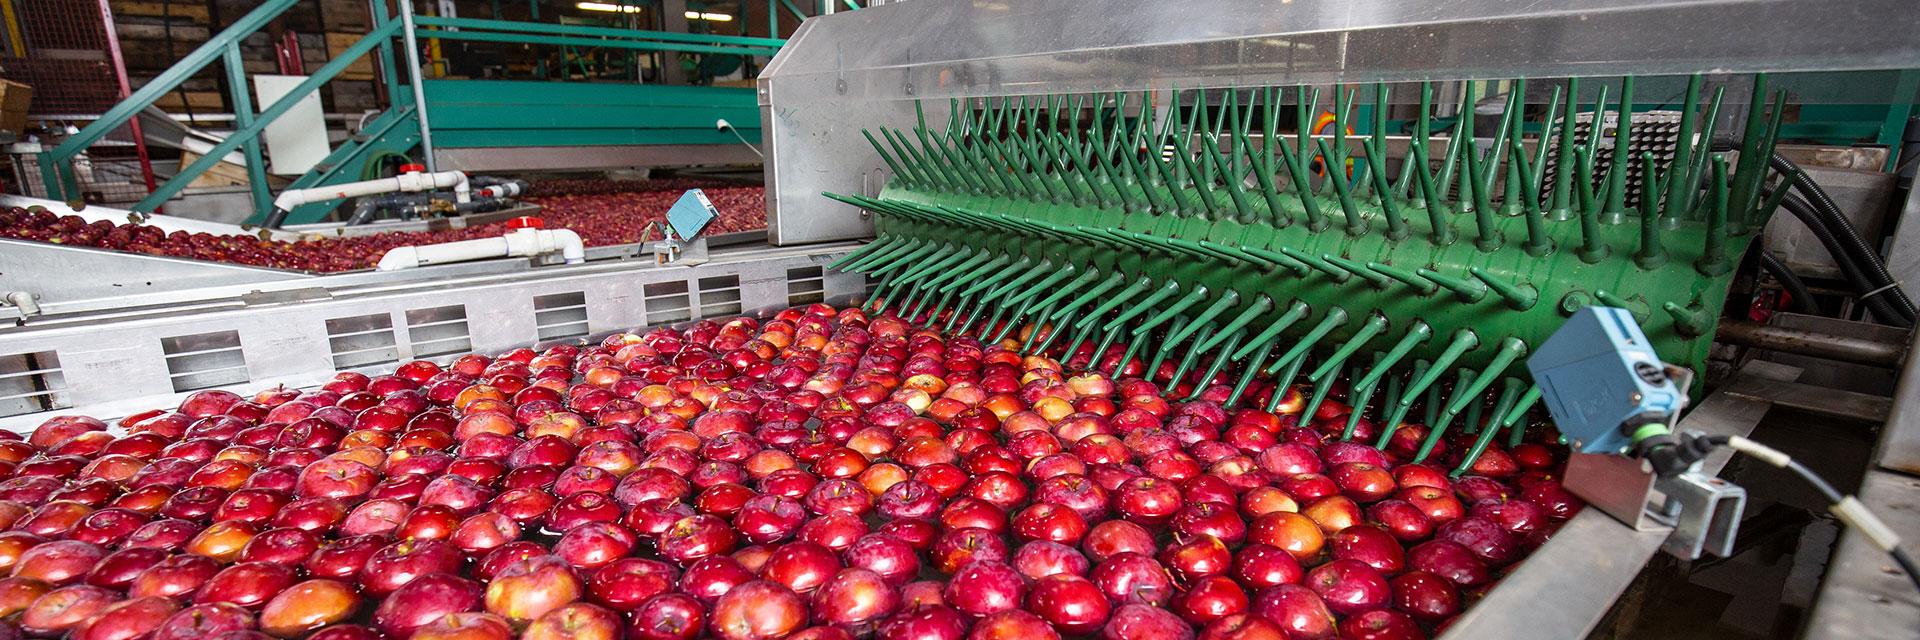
[261,206,290,230]
[1779,193,1899,324]
[1758,249,1821,315]
[1769,153,1917,321]
[1780,193,1910,326]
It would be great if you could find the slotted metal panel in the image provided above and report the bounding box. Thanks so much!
[406,305,472,360]
[0,351,69,418]
[161,330,248,392]
[326,313,400,369]
[787,266,826,306]
[534,292,591,341]
[698,275,744,318]
[643,280,693,326]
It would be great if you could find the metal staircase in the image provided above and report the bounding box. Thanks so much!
[37,0,801,227]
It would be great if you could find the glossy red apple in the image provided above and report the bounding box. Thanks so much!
[484,555,584,624]
[710,580,807,640]
[373,572,485,637]
[258,579,360,637]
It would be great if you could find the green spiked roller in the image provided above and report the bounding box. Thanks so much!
[826,74,1787,470]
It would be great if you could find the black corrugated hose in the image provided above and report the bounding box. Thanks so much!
[1758,250,1821,315]
[1775,192,1911,326]
[1768,153,1917,325]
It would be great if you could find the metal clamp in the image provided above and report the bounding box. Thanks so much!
[1564,428,1745,560]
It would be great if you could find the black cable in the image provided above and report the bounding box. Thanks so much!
[1897,549,1920,592]
[1758,250,1821,315]
[1694,434,1920,593]
[1777,193,1910,326]
[1769,153,1918,322]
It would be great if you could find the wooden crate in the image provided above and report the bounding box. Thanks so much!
[0,80,32,134]
[110,1,211,22]
[327,33,376,81]
[180,150,251,188]
[154,91,224,112]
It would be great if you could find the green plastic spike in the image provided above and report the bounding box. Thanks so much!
[1162,291,1242,351]
[1263,353,1311,414]
[1417,337,1529,462]
[1309,314,1389,383]
[1366,263,1436,295]
[1454,377,1527,476]
[1058,276,1156,356]
[1376,330,1480,447]
[1192,296,1276,355]
[1168,322,1219,386]
[1262,308,1349,375]
[1353,322,1434,395]
[1230,301,1312,362]
[1227,342,1273,407]
[1187,330,1247,402]
[1131,286,1213,336]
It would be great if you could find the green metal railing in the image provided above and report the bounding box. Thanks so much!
[414,16,784,58]
[38,2,796,220]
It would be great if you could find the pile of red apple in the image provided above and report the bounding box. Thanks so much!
[0,180,765,272]
[525,179,748,198]
[0,303,1580,640]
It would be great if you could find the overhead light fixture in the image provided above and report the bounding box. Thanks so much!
[684,10,735,21]
[577,2,644,13]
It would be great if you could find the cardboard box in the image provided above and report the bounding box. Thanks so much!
[327,33,376,81]
[0,80,32,134]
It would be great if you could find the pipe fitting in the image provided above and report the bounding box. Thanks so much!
[375,227,585,271]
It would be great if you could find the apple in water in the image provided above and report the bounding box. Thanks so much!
[258,579,361,637]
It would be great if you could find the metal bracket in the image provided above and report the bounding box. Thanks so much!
[1650,466,1746,560]
[650,236,711,267]
[1565,429,1745,560]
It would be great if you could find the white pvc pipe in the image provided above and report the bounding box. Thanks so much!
[375,228,584,271]
[475,181,523,199]
[272,170,469,212]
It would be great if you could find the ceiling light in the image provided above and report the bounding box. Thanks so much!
[577,2,644,13]
[685,10,735,21]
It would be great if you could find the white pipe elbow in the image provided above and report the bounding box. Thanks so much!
[375,245,422,271]
[374,227,584,271]
[549,229,586,264]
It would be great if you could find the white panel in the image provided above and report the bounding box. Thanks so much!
[254,75,332,176]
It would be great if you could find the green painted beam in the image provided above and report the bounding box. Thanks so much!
[415,15,786,48]
[418,29,780,57]
[431,128,756,148]
[421,80,761,148]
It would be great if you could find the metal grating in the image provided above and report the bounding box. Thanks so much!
[405,305,472,360]
[698,275,743,318]
[787,266,826,306]
[161,331,248,392]
[534,292,590,342]
[1540,110,1685,210]
[327,313,400,369]
[644,280,692,326]
[0,351,70,418]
